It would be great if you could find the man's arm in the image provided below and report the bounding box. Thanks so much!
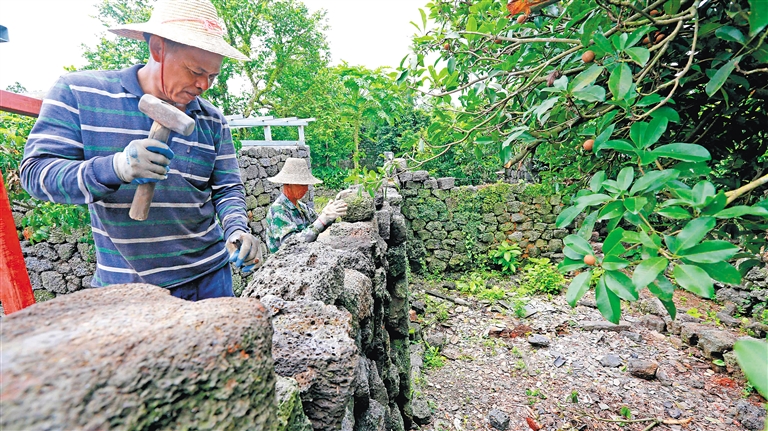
[210,118,249,241]
[20,77,123,204]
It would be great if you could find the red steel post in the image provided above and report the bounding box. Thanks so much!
[0,173,35,313]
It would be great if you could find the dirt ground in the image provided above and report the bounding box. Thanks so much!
[409,276,767,431]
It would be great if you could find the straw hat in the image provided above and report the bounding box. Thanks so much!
[268,158,323,185]
[108,0,249,61]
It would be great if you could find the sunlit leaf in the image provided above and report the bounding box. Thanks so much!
[632,257,668,290]
[595,277,621,324]
[673,264,714,298]
[566,271,592,307]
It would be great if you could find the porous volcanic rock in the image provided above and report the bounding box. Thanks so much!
[0,284,277,431]
[243,237,345,305]
[262,295,359,431]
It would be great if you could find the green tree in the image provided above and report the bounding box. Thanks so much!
[404,0,768,322]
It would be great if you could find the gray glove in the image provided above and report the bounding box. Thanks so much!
[319,199,348,225]
[226,230,265,274]
[113,138,174,184]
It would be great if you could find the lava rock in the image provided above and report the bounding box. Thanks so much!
[488,408,510,430]
[599,354,622,368]
[527,334,551,347]
[628,359,659,380]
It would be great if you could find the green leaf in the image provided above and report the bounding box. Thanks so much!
[566,271,592,307]
[632,257,669,290]
[649,106,681,123]
[419,8,427,31]
[592,123,616,154]
[602,228,626,256]
[564,234,593,256]
[679,240,739,263]
[595,277,622,324]
[609,63,632,100]
[673,217,716,253]
[559,258,587,273]
[733,339,768,398]
[594,33,614,54]
[598,200,626,221]
[648,274,675,301]
[534,97,560,124]
[602,255,630,270]
[715,205,768,218]
[701,191,727,215]
[447,57,457,75]
[692,181,716,208]
[656,206,692,220]
[664,0,681,15]
[706,56,742,97]
[617,167,634,191]
[625,47,650,66]
[630,169,680,195]
[641,116,668,148]
[673,264,714,298]
[466,16,478,37]
[578,210,599,241]
[573,85,606,102]
[715,26,746,44]
[605,270,638,301]
[659,297,677,320]
[748,0,768,36]
[623,197,647,214]
[629,121,647,148]
[651,144,711,162]
[569,65,605,92]
[693,261,742,285]
[574,193,612,207]
[590,171,606,192]
[556,205,584,228]
[601,139,636,153]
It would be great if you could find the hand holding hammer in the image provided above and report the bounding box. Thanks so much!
[112,94,195,221]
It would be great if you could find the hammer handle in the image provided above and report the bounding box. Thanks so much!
[129,122,171,221]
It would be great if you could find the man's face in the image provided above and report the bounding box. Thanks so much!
[161,41,224,106]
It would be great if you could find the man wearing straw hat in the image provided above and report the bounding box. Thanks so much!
[265,158,349,253]
[20,0,263,300]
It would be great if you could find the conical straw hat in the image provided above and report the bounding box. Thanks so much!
[109,0,249,61]
[268,158,322,185]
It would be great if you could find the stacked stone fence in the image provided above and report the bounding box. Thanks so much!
[2,183,412,431]
[395,168,571,274]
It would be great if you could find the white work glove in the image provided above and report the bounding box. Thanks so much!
[113,138,174,184]
[226,230,265,274]
[319,199,348,225]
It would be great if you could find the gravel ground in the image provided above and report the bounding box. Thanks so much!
[409,277,767,431]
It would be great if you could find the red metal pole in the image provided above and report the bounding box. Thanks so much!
[0,172,35,313]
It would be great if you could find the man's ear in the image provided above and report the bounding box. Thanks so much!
[147,35,165,63]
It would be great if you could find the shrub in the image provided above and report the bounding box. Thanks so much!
[520,258,566,295]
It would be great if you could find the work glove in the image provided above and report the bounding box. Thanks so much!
[226,230,265,274]
[319,199,348,225]
[113,138,174,184]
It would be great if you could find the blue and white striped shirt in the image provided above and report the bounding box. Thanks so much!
[20,64,249,288]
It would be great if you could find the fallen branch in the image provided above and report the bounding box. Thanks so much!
[425,289,471,306]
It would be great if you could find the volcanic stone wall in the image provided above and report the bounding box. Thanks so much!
[243,187,413,430]
[396,169,569,274]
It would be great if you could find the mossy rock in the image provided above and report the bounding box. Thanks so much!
[340,191,375,222]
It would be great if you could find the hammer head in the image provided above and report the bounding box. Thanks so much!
[138,94,196,136]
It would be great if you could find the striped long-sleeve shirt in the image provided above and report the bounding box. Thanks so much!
[20,64,249,288]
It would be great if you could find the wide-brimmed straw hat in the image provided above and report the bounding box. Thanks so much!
[268,158,323,185]
[108,0,249,61]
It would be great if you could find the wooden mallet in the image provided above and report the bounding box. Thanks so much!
[130,94,196,221]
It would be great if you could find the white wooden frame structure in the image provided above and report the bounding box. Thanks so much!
[226,115,316,147]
